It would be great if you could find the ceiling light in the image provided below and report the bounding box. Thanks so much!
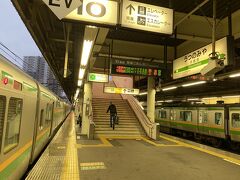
[81,40,93,66]
[213,78,217,81]
[182,81,206,87]
[139,92,147,96]
[229,73,240,78]
[187,98,200,101]
[222,95,240,98]
[202,97,217,100]
[162,86,177,91]
[165,100,173,102]
[90,3,102,16]
[74,88,80,100]
[78,68,85,79]
[156,101,164,103]
[78,80,83,87]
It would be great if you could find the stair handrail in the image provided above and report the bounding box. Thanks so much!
[123,95,155,138]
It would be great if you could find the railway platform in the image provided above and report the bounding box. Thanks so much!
[26,112,240,180]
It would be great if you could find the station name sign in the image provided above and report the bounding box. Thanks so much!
[104,87,139,95]
[173,37,229,79]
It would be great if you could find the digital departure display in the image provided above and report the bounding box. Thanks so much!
[111,65,161,77]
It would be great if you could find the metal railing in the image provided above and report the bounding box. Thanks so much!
[88,100,95,139]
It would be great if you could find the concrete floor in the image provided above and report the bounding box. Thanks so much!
[78,138,240,180]
[27,112,240,180]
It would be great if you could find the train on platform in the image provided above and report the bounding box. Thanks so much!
[0,54,71,179]
[155,103,240,150]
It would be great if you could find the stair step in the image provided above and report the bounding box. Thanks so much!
[95,130,145,134]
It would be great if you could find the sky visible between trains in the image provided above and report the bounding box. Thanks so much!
[0,1,42,63]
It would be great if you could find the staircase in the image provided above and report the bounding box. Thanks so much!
[92,98,146,138]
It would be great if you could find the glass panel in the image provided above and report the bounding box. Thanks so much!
[180,111,184,121]
[160,111,167,118]
[45,104,52,125]
[39,109,44,130]
[0,96,6,152]
[232,113,240,128]
[215,112,222,125]
[4,98,22,153]
[185,111,192,122]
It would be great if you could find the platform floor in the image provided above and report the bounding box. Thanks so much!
[26,112,240,180]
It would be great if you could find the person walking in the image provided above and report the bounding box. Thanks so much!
[106,102,117,130]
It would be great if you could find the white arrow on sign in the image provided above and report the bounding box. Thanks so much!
[42,0,83,20]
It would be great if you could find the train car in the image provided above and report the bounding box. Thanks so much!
[0,54,70,179]
[155,103,239,148]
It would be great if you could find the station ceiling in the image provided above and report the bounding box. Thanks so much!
[11,0,240,101]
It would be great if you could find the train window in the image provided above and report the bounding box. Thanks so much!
[232,113,240,128]
[180,111,192,121]
[45,104,52,125]
[0,96,6,153]
[215,113,222,125]
[39,109,44,130]
[159,110,167,118]
[4,98,23,153]
[199,111,208,123]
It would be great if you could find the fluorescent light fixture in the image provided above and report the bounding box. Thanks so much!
[156,101,164,103]
[182,81,206,87]
[229,73,240,78]
[78,80,83,87]
[78,68,85,79]
[139,92,147,96]
[81,40,93,66]
[202,97,217,100]
[187,98,200,101]
[165,100,173,102]
[222,95,240,98]
[213,78,217,81]
[74,88,80,100]
[162,86,177,91]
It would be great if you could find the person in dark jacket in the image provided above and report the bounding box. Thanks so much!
[106,102,117,130]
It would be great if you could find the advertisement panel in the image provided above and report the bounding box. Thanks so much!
[173,37,228,79]
[121,0,173,34]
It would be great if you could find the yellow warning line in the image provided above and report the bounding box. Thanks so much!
[61,113,80,180]
[160,134,240,165]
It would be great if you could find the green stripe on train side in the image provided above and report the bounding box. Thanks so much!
[230,130,240,135]
[156,119,224,133]
[0,129,49,179]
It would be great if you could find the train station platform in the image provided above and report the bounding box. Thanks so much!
[26,112,240,180]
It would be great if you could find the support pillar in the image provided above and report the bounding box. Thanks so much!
[147,77,156,122]
[81,82,92,135]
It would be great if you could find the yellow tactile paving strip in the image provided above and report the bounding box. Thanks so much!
[61,113,80,180]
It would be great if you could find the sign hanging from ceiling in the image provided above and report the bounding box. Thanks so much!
[121,0,173,34]
[42,0,83,19]
[88,73,108,83]
[173,37,229,79]
[111,59,162,77]
[65,0,118,25]
[104,87,139,95]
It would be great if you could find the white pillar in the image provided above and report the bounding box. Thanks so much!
[147,77,156,122]
[81,82,92,134]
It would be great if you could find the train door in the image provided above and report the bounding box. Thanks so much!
[198,109,209,135]
[49,102,55,137]
[224,106,229,138]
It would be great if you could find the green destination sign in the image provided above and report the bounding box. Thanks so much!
[88,73,108,83]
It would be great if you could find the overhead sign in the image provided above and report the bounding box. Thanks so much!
[65,0,118,25]
[111,65,162,77]
[104,87,139,95]
[121,0,173,34]
[88,73,108,83]
[42,0,82,19]
[173,37,229,79]
[111,59,161,68]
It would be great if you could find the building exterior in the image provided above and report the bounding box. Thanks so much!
[23,56,65,97]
